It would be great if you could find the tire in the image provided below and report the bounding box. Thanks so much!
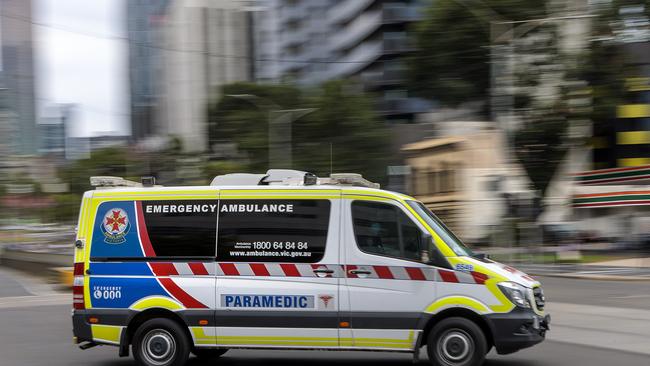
[192,348,228,360]
[132,318,190,366]
[427,317,488,366]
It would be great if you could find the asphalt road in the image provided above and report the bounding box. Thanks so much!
[0,268,648,366]
[536,275,650,310]
[518,263,650,279]
[1,304,648,366]
[0,266,31,297]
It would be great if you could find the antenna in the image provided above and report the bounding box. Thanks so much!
[329,142,333,177]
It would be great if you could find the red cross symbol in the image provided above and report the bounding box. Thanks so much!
[105,210,126,232]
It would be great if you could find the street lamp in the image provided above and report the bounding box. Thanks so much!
[454,0,595,149]
[489,14,596,138]
[226,94,317,169]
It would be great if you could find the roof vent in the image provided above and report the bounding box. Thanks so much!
[325,173,380,189]
[263,169,311,185]
[210,173,267,186]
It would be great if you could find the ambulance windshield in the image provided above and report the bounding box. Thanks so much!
[407,201,474,257]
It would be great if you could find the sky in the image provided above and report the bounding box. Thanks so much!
[35,0,129,137]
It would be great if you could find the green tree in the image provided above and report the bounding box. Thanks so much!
[208,82,301,172]
[59,147,129,194]
[202,160,249,180]
[208,81,390,183]
[408,0,548,108]
[294,81,390,183]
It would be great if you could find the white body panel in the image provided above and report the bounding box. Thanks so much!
[341,198,434,349]
[214,192,341,348]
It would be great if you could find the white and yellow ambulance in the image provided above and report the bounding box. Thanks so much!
[72,170,549,366]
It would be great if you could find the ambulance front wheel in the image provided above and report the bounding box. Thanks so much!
[427,317,488,366]
[133,318,191,366]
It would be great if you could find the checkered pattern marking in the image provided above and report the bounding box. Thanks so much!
[143,262,488,284]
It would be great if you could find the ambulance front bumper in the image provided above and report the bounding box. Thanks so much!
[485,308,550,355]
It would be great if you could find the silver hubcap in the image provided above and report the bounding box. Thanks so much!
[437,329,474,365]
[142,329,176,366]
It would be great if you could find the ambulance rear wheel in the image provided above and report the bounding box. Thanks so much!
[427,317,487,366]
[133,318,190,366]
[193,348,228,360]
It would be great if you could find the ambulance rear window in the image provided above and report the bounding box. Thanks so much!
[142,200,218,257]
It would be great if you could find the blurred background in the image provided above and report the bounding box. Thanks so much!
[0,1,650,365]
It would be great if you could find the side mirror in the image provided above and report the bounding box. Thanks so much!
[421,234,452,269]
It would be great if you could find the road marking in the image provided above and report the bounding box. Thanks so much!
[575,269,642,274]
[0,294,69,309]
[609,294,650,299]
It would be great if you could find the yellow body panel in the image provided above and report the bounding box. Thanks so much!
[425,296,490,314]
[91,325,123,344]
[129,296,184,311]
[191,328,414,349]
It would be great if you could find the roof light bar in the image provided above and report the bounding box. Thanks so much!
[210,170,379,189]
[90,176,142,188]
[327,173,380,189]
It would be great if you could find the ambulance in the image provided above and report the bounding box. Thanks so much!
[71,170,549,366]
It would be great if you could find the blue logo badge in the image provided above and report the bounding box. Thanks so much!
[100,208,130,244]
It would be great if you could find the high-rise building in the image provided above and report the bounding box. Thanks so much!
[156,0,255,152]
[0,84,18,158]
[253,0,430,122]
[37,104,76,159]
[253,0,338,84]
[0,0,37,155]
[326,0,430,122]
[127,0,171,143]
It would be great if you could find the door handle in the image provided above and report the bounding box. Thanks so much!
[313,269,334,275]
[348,270,371,275]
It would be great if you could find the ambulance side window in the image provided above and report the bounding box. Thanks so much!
[351,201,425,262]
[217,199,331,263]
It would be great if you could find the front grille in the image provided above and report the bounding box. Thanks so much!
[533,287,545,311]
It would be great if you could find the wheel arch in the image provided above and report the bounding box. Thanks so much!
[123,308,193,352]
[420,307,494,350]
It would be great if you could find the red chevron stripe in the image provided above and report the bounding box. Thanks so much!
[522,275,536,282]
[280,263,300,277]
[188,262,209,276]
[470,271,488,284]
[150,262,178,276]
[158,277,207,309]
[405,267,426,281]
[439,269,459,283]
[250,263,270,276]
[373,265,394,279]
[135,201,156,257]
[219,263,239,276]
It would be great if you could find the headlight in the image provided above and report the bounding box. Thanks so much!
[498,282,531,308]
